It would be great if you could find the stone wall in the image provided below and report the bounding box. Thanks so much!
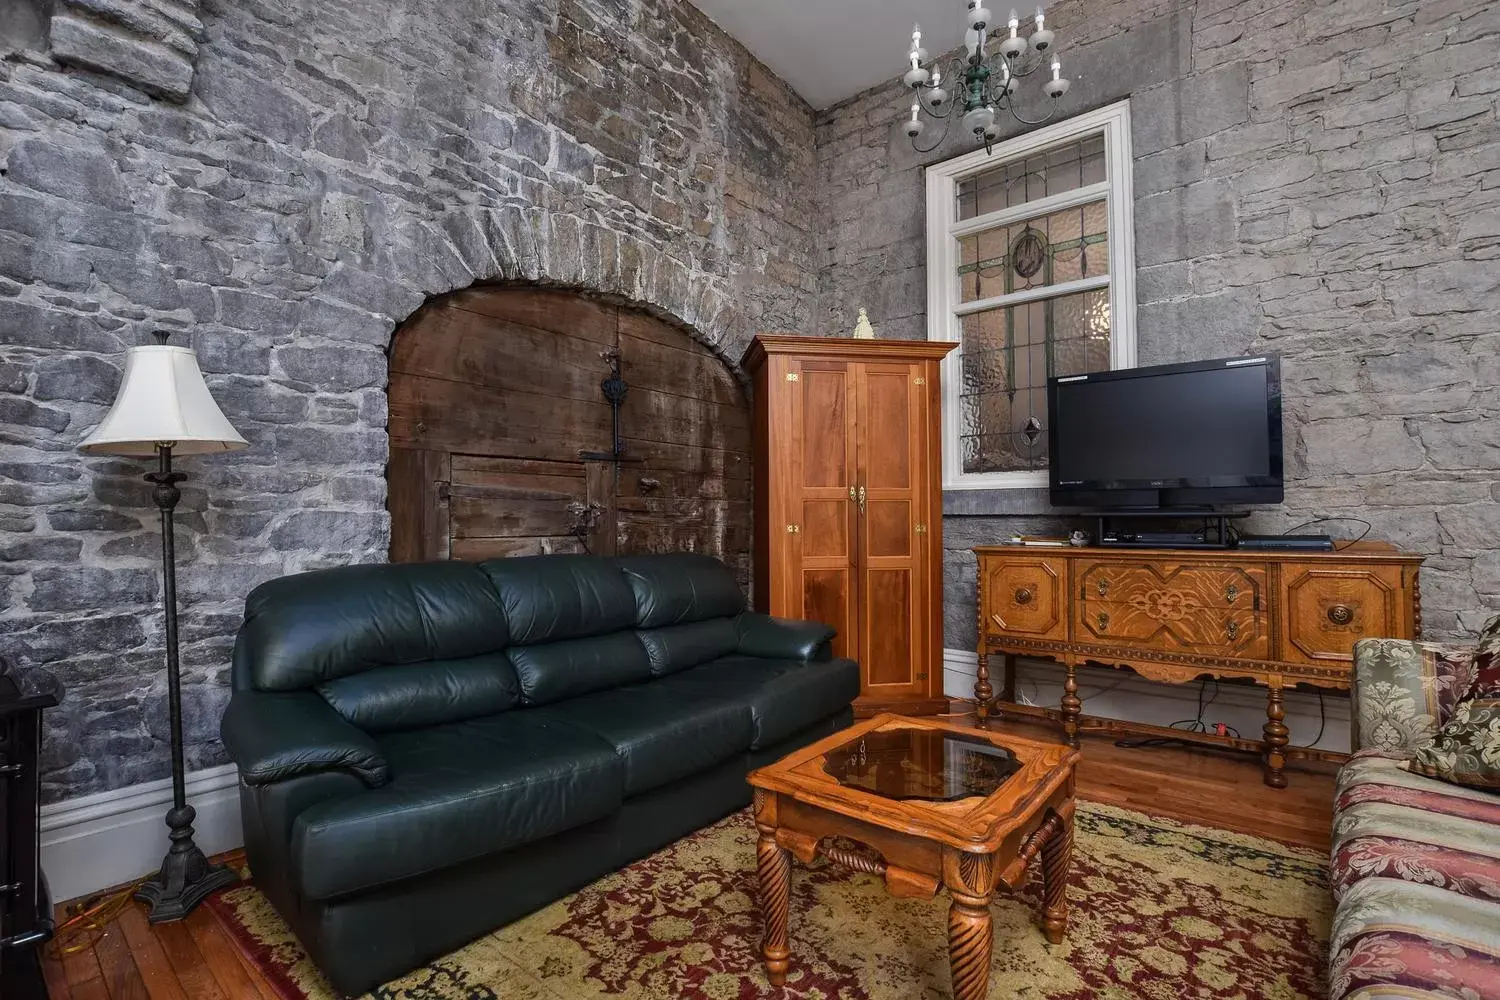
[813,0,1500,651]
[0,0,819,802]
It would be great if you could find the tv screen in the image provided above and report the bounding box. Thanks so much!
[1048,356,1283,508]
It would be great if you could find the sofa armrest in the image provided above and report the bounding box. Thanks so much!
[221,690,390,788]
[735,613,835,662]
[1351,638,1477,755]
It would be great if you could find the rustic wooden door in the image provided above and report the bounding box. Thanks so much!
[855,361,931,701]
[388,287,751,584]
[784,360,860,661]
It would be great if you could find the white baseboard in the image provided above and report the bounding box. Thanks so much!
[943,648,1350,753]
[39,764,244,903]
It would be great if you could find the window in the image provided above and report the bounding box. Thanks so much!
[926,101,1137,491]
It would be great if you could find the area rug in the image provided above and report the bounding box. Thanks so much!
[208,802,1331,1000]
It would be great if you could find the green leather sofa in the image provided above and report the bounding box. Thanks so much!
[219,552,857,996]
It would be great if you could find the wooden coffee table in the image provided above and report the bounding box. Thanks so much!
[747,713,1080,1000]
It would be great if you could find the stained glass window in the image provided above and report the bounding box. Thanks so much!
[926,106,1137,488]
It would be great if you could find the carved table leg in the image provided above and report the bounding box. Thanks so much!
[757,824,792,985]
[974,647,993,724]
[1040,811,1073,944]
[1060,661,1082,748]
[944,851,995,1000]
[1262,684,1289,789]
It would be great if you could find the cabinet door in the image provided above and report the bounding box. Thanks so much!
[786,360,860,660]
[855,362,929,699]
[1279,563,1408,666]
[981,555,1068,640]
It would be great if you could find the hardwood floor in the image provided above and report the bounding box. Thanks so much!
[41,709,1337,999]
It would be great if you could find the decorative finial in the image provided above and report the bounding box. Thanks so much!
[853,308,876,339]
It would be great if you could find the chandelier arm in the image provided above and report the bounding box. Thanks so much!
[911,110,956,155]
[1003,101,1062,128]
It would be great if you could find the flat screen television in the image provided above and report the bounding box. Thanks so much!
[1047,355,1283,509]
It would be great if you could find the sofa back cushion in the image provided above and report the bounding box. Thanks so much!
[616,554,745,627]
[507,632,652,705]
[480,555,638,643]
[636,619,739,677]
[233,561,520,731]
[316,653,520,733]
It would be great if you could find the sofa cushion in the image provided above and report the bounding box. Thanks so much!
[235,561,510,691]
[506,632,653,705]
[635,619,739,677]
[655,654,860,750]
[480,555,637,644]
[290,714,623,901]
[1334,752,1500,905]
[315,652,520,733]
[616,553,745,627]
[531,682,754,795]
[1406,651,1500,791]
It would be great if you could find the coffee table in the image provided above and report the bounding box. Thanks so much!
[746,713,1080,1000]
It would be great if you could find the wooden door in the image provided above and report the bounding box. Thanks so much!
[1278,563,1408,665]
[855,362,929,700]
[388,287,751,583]
[786,360,860,660]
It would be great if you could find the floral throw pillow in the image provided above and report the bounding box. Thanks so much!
[1405,647,1500,791]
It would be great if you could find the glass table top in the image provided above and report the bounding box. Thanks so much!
[821,727,1023,802]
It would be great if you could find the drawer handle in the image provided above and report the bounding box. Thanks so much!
[1225,584,1238,603]
[1097,578,1109,597]
[1014,587,1034,606]
[1327,604,1354,626]
[1225,619,1239,640]
[1096,611,1110,631]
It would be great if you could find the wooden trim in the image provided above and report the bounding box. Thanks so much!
[742,335,959,369]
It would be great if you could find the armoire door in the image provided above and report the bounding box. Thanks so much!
[855,361,929,701]
[786,360,860,661]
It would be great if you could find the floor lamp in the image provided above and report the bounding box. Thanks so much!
[79,332,248,922]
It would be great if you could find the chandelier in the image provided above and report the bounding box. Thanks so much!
[900,2,1070,153]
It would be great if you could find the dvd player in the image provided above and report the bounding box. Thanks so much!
[1102,531,1207,545]
[1236,534,1334,551]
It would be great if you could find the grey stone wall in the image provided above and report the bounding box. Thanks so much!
[0,0,819,802]
[813,0,1500,652]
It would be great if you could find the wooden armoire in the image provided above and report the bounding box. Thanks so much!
[743,335,957,716]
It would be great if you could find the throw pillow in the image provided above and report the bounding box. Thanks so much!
[1405,646,1500,791]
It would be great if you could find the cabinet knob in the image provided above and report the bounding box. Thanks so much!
[1096,611,1110,631]
[1014,587,1033,606]
[1327,604,1354,626]
[1097,578,1109,597]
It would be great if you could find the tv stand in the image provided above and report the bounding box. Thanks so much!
[1090,509,1248,550]
[972,540,1422,787]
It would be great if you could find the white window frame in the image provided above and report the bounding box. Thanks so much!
[926,99,1138,491]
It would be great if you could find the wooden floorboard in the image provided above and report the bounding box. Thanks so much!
[42,711,1337,998]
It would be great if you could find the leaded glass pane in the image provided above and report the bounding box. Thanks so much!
[955,134,1107,221]
[956,198,1108,303]
[958,288,1111,475]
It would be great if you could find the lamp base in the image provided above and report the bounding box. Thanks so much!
[133,803,239,923]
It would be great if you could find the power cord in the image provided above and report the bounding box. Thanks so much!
[1114,677,1239,748]
[1280,516,1372,550]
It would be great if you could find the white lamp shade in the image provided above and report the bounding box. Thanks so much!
[79,344,248,457]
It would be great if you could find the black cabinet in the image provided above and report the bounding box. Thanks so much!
[0,658,57,1000]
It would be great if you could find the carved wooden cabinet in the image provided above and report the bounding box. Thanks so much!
[745,336,957,715]
[974,542,1423,786]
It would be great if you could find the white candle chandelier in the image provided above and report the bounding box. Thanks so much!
[901,2,1070,153]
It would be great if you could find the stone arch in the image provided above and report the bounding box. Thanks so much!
[380,207,749,372]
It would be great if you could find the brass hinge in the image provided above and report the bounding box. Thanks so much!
[785,372,800,382]
[914,523,927,534]
[916,671,928,680]
[786,523,800,534]
[913,376,927,385]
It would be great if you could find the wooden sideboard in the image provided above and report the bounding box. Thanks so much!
[973,541,1423,787]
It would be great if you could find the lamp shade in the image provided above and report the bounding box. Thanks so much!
[79,344,248,457]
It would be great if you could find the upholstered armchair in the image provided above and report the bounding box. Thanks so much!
[1349,634,1485,754]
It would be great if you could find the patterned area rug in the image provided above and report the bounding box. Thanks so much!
[208,802,1331,999]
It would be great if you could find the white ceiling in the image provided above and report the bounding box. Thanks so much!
[691,0,973,110]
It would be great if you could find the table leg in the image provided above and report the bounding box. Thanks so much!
[757,825,791,986]
[1061,661,1082,748]
[944,852,995,1000]
[1263,683,1289,789]
[1041,811,1073,944]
